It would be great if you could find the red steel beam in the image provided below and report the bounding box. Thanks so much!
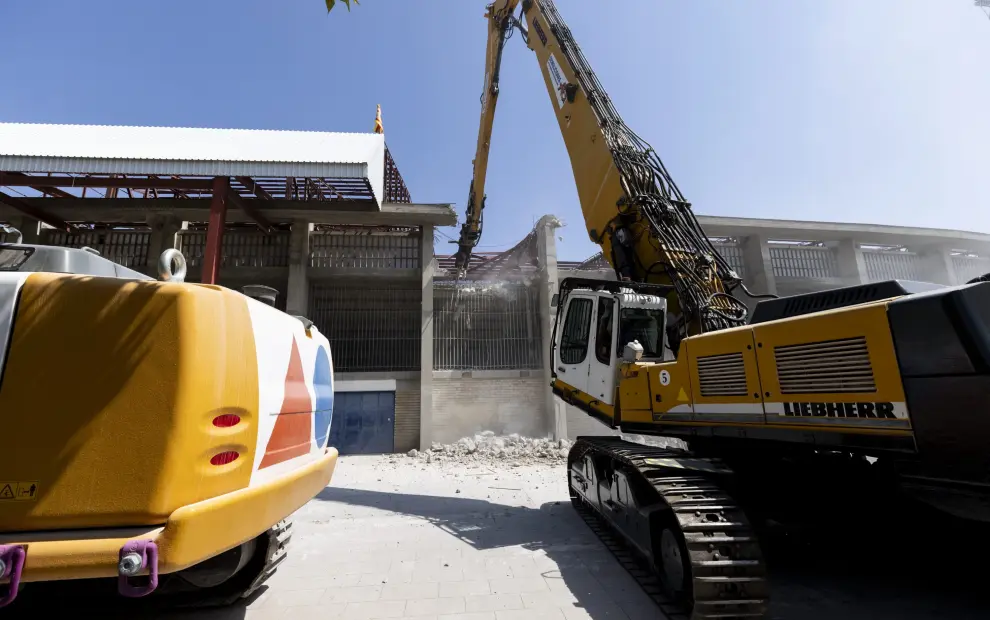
[0,190,73,232]
[0,173,215,191]
[201,177,229,285]
[235,176,273,201]
[226,190,274,233]
[1,172,75,198]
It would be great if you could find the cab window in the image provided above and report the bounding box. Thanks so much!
[560,298,593,364]
[594,297,614,364]
[617,307,665,358]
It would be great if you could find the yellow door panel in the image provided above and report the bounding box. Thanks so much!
[646,359,694,421]
[618,364,652,413]
[686,328,766,424]
[752,303,911,430]
[555,378,615,424]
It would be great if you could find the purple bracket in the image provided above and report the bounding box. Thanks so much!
[0,545,26,609]
[117,540,159,598]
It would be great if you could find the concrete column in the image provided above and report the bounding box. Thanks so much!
[741,234,777,296]
[835,238,867,286]
[146,213,181,277]
[536,215,562,440]
[917,246,957,285]
[4,215,40,244]
[419,224,435,450]
[286,220,311,317]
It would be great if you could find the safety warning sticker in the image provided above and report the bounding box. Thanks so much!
[0,481,38,501]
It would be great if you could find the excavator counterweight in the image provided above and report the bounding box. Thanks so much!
[0,240,338,609]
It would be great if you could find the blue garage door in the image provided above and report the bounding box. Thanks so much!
[328,391,395,455]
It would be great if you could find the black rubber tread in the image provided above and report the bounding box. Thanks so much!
[161,517,293,608]
[568,437,769,620]
[238,517,292,601]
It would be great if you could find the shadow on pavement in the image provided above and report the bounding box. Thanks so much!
[315,486,660,620]
[314,486,990,620]
[0,577,257,620]
[3,484,987,620]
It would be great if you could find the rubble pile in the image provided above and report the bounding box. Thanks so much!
[407,431,573,466]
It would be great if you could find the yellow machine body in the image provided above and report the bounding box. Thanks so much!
[0,270,338,583]
[568,299,913,443]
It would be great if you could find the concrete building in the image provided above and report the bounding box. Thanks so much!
[4,122,990,453]
[0,121,455,456]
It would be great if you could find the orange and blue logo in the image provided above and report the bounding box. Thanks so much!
[313,345,334,449]
[259,338,314,469]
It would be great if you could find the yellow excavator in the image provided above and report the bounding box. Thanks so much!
[0,239,338,608]
[446,1,990,618]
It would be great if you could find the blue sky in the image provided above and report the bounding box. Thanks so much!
[2,1,988,261]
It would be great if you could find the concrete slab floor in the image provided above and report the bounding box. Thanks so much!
[4,454,987,620]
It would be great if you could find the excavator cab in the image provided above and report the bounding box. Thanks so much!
[551,278,670,410]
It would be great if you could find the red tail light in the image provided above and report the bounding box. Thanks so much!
[212,414,241,428]
[210,451,239,466]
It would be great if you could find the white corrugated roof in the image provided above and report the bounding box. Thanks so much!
[0,122,386,206]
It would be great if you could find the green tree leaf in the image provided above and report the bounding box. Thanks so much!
[325,0,359,12]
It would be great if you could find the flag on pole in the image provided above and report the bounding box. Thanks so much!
[374,104,384,134]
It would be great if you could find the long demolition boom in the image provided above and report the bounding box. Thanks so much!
[454,0,760,349]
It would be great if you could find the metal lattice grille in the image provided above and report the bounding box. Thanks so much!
[176,230,290,268]
[696,352,748,397]
[770,246,838,280]
[308,282,421,372]
[711,243,746,279]
[953,255,990,283]
[433,280,543,370]
[384,146,412,203]
[310,229,421,269]
[42,228,151,268]
[864,251,921,282]
[774,337,876,394]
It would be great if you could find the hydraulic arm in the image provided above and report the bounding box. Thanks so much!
[454,0,757,350]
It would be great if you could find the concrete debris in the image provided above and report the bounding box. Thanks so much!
[410,432,574,466]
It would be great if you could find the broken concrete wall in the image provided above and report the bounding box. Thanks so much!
[429,215,562,444]
[432,373,546,444]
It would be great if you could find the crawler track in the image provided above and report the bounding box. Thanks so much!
[568,437,768,620]
[162,518,293,608]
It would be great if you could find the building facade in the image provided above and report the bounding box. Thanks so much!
[6,209,990,451]
[4,123,989,453]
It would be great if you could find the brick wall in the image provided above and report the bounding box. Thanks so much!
[431,375,549,444]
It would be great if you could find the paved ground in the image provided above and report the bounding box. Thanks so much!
[5,454,987,619]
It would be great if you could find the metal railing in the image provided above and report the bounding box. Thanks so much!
[41,227,151,269]
[953,254,990,283]
[308,282,421,372]
[176,230,290,268]
[384,146,412,204]
[433,280,543,371]
[711,242,747,279]
[770,245,838,280]
[863,250,922,282]
[310,227,421,270]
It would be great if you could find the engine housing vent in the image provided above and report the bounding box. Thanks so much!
[696,352,748,397]
[774,336,876,394]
